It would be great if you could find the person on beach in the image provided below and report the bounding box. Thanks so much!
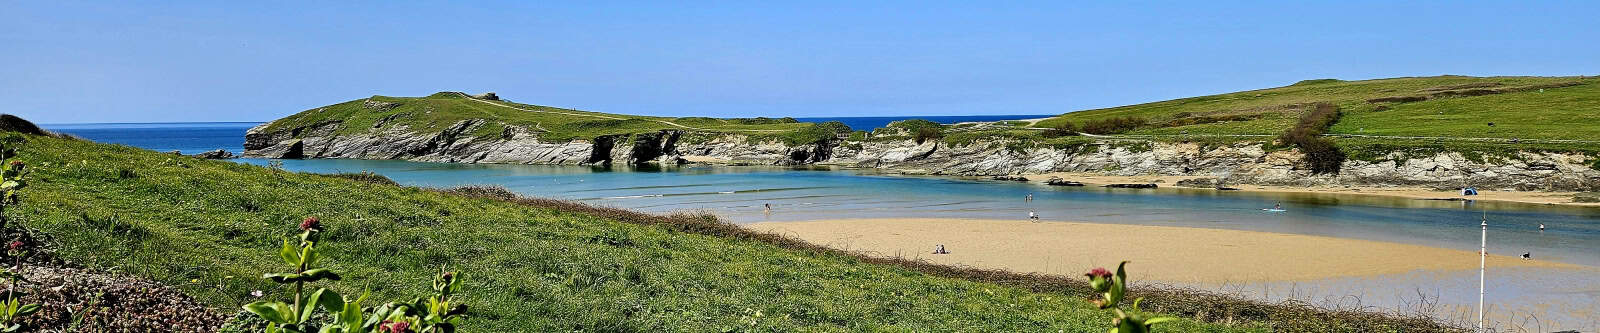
[933,244,949,254]
[764,203,771,212]
[1028,210,1039,222]
[1025,193,1033,202]
[1521,252,1532,260]
[1539,223,1545,231]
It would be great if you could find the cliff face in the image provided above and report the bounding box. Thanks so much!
[244,121,1600,191]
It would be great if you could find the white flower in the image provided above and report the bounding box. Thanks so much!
[250,290,264,298]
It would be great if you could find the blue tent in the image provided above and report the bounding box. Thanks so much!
[1462,187,1478,196]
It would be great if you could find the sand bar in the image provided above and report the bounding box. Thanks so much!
[1021,172,1598,207]
[747,218,1583,283]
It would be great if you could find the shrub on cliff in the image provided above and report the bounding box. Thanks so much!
[885,119,945,144]
[1080,117,1147,135]
[1041,122,1080,138]
[1277,103,1346,174]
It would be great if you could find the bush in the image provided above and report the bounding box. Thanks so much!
[775,121,855,145]
[815,121,852,136]
[1277,103,1346,174]
[1041,123,1080,138]
[1080,117,1147,135]
[888,119,945,144]
[913,127,943,144]
[320,171,397,186]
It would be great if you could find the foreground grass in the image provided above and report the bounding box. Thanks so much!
[11,133,1270,331]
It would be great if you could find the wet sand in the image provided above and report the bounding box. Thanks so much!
[747,218,1582,283]
[1021,172,1597,207]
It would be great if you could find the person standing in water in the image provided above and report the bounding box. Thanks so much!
[1025,193,1033,203]
[1539,223,1546,231]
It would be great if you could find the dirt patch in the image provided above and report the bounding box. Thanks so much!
[8,266,226,332]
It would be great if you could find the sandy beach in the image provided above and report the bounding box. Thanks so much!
[1020,172,1598,207]
[747,218,1582,283]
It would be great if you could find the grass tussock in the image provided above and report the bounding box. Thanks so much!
[1079,116,1149,135]
[317,171,397,186]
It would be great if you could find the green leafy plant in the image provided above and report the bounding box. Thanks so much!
[243,216,353,333]
[0,241,41,332]
[0,142,38,332]
[0,140,27,228]
[363,269,468,333]
[243,217,469,333]
[1085,261,1174,333]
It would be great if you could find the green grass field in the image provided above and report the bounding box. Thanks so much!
[10,132,1285,332]
[1036,75,1600,140]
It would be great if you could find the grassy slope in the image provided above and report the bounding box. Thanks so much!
[261,92,815,142]
[11,133,1259,332]
[1036,75,1600,140]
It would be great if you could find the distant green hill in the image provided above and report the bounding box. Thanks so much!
[261,92,816,142]
[1037,75,1600,140]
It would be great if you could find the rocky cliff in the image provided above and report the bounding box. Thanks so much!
[244,120,1600,191]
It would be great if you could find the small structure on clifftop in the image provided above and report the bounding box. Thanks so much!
[471,92,499,100]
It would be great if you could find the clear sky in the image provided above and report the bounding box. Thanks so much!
[4,1,1596,124]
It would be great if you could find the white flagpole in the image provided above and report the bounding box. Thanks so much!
[1477,212,1487,331]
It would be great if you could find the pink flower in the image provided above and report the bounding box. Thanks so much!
[380,320,411,333]
[7,241,23,252]
[299,216,321,231]
[1086,267,1112,279]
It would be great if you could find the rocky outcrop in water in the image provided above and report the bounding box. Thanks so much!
[244,120,1600,191]
[190,149,235,159]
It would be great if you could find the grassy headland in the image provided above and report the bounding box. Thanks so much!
[3,125,1466,331]
[260,92,815,143]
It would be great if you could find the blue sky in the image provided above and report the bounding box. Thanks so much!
[4,1,1596,124]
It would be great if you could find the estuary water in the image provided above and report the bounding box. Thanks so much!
[45,121,1600,330]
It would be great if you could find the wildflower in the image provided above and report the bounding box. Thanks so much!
[1086,267,1112,279]
[250,290,264,298]
[7,240,23,252]
[299,216,322,231]
[380,320,411,333]
[191,278,200,284]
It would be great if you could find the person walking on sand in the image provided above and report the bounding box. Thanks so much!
[1522,252,1532,260]
[1028,210,1039,222]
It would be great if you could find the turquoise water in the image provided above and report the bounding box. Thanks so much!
[231,158,1600,268]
